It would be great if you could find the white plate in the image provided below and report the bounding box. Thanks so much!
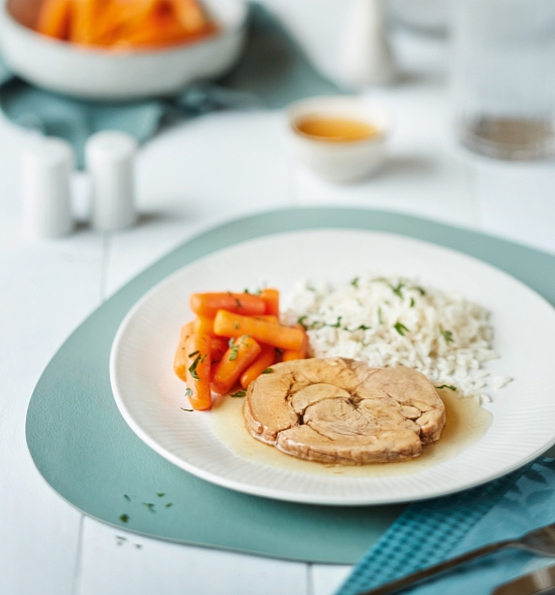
[110,229,555,505]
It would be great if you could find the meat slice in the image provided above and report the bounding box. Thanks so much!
[243,358,446,464]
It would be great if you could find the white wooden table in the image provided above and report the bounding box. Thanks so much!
[2,11,555,594]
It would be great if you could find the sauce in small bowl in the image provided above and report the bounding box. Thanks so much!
[294,116,382,143]
[285,97,390,183]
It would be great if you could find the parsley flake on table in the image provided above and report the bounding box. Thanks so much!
[230,390,246,398]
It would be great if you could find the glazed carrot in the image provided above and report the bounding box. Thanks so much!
[260,288,280,317]
[190,292,266,318]
[210,337,227,364]
[211,335,261,395]
[36,0,72,39]
[282,324,309,362]
[183,329,212,410]
[170,0,207,33]
[173,321,195,381]
[194,315,215,336]
[253,315,279,324]
[69,0,105,44]
[240,344,276,389]
[214,310,304,351]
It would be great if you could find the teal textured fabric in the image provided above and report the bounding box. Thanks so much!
[0,3,343,166]
[337,458,555,595]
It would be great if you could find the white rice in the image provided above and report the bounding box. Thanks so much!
[282,275,500,401]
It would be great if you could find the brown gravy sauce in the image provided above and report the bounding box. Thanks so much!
[209,389,492,478]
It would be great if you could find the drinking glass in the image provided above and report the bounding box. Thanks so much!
[451,0,555,160]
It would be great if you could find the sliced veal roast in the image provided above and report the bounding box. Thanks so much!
[244,358,446,464]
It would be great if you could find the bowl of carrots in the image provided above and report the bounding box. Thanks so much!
[0,0,247,100]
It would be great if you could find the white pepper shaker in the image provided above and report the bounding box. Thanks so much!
[85,131,138,232]
[22,137,74,238]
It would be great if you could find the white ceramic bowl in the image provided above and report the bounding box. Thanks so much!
[285,96,390,184]
[0,0,247,101]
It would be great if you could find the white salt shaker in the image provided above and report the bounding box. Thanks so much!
[22,137,74,238]
[85,131,137,232]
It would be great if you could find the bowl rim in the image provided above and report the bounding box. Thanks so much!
[0,0,248,57]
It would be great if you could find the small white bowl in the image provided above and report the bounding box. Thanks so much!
[0,0,247,101]
[285,96,390,183]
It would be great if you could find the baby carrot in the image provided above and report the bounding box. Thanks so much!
[194,315,215,336]
[260,288,280,317]
[253,314,279,324]
[210,337,227,364]
[183,329,212,410]
[213,310,304,351]
[173,321,195,381]
[240,344,276,389]
[211,335,261,395]
[190,292,265,318]
[36,0,72,39]
[282,324,309,362]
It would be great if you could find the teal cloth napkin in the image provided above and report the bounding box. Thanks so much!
[337,457,555,595]
[0,3,343,166]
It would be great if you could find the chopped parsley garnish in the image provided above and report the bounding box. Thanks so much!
[261,368,274,374]
[234,322,239,330]
[188,355,201,380]
[188,350,199,357]
[180,407,194,412]
[351,277,360,289]
[391,282,405,299]
[123,494,131,502]
[410,297,415,308]
[228,338,235,347]
[165,503,173,508]
[235,298,242,308]
[184,388,193,397]
[435,384,457,391]
[143,503,155,513]
[415,286,426,296]
[394,321,410,336]
[297,315,308,330]
[200,354,207,363]
[328,316,342,328]
[230,390,246,398]
[440,325,454,343]
[119,514,129,523]
[378,307,383,325]
[157,493,165,497]
[229,344,239,361]
[244,288,250,294]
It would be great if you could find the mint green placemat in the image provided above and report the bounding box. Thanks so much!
[26,208,555,564]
